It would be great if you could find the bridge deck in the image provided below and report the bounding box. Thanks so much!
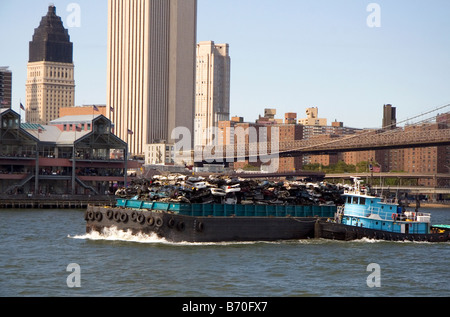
[196,128,450,161]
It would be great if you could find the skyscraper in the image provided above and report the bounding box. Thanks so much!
[0,67,12,109]
[382,104,396,130]
[26,5,75,124]
[107,0,197,156]
[194,41,231,146]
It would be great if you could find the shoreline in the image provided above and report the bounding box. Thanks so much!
[410,203,450,209]
[0,195,116,209]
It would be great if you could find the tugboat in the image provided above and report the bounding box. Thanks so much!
[318,178,450,242]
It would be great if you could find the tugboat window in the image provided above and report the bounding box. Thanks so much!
[360,197,366,205]
[353,197,358,204]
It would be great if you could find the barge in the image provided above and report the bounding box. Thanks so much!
[85,199,336,243]
[318,178,450,242]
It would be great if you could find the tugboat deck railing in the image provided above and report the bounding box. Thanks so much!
[344,203,432,223]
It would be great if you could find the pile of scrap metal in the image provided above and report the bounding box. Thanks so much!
[115,174,346,206]
[116,174,344,206]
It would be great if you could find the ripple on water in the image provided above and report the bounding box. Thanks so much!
[1,209,449,296]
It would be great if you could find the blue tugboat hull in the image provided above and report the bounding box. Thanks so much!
[318,221,450,242]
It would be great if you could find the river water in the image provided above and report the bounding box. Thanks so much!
[0,207,449,298]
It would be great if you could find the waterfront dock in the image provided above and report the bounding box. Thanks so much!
[0,195,116,209]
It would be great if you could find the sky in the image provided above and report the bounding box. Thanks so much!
[1,0,449,129]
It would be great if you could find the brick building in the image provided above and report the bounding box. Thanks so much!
[218,109,303,173]
[402,117,450,186]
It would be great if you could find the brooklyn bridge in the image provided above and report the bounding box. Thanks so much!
[196,107,450,162]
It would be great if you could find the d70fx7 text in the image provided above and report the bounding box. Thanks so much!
[226,301,267,312]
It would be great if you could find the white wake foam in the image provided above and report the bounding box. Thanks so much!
[353,237,434,244]
[68,227,305,246]
[69,226,170,244]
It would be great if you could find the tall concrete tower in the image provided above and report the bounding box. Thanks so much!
[194,41,231,146]
[107,0,197,156]
[26,5,75,124]
[382,104,396,130]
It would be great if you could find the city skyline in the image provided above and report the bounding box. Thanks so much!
[1,0,450,129]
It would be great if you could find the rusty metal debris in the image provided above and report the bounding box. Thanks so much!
[115,174,345,206]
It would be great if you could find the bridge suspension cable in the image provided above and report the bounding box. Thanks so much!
[394,103,450,127]
[282,103,450,154]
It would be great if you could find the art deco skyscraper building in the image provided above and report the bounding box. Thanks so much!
[107,0,197,155]
[26,5,75,124]
[194,41,231,146]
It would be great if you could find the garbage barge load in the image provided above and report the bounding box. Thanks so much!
[85,175,342,243]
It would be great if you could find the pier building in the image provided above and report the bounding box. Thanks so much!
[0,108,132,196]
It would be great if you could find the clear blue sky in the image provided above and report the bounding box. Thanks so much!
[1,0,449,129]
